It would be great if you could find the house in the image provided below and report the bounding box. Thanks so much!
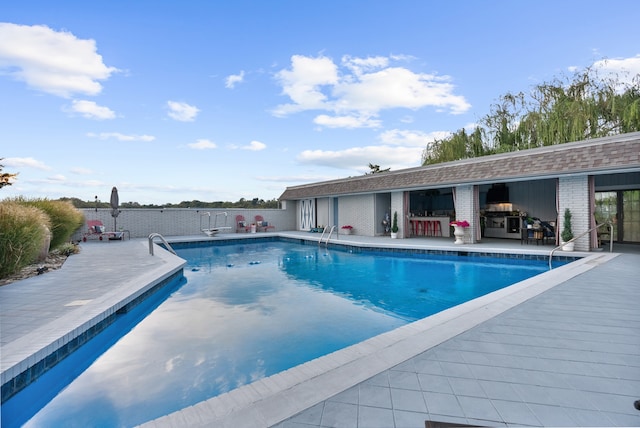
[279,132,640,251]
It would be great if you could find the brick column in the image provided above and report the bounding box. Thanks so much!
[558,176,590,251]
[454,185,477,243]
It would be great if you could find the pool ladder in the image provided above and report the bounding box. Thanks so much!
[148,233,177,256]
[319,225,336,247]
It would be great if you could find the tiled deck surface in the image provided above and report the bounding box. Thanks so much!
[1,233,639,427]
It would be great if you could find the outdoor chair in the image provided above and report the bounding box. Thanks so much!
[236,215,250,233]
[82,220,125,241]
[254,215,275,232]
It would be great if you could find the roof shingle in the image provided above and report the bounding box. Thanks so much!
[279,132,640,200]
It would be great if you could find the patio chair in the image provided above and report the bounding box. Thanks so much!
[254,215,275,232]
[83,220,126,241]
[236,215,250,233]
[83,220,106,241]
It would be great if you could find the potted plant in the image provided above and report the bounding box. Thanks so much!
[561,208,574,251]
[341,225,353,235]
[449,220,469,244]
[391,211,399,238]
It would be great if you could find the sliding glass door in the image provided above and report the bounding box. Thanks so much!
[595,190,640,243]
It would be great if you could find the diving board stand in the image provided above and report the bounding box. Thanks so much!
[200,212,232,236]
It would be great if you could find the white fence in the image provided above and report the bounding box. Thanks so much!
[73,207,296,240]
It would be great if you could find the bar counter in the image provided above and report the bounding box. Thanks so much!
[408,216,450,237]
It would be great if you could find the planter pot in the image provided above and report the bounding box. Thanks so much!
[342,228,352,235]
[250,224,257,234]
[453,225,465,244]
[561,241,575,251]
[390,232,398,239]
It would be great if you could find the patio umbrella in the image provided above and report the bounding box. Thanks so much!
[110,186,119,231]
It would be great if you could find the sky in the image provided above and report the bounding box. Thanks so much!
[1,1,639,205]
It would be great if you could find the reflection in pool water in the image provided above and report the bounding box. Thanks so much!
[5,240,553,427]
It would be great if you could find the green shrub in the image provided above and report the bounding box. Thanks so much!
[561,208,574,242]
[9,197,84,249]
[56,242,80,256]
[0,201,51,278]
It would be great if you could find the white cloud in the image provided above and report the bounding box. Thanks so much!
[378,129,450,147]
[243,140,266,151]
[313,114,381,129]
[341,55,389,76]
[69,100,116,120]
[272,54,471,127]
[87,132,155,142]
[48,174,66,182]
[592,55,640,86]
[297,145,423,172]
[272,55,339,116]
[2,157,51,170]
[334,67,470,114]
[187,139,217,149]
[225,71,245,88]
[0,23,118,97]
[70,167,93,175]
[256,174,337,183]
[167,101,200,122]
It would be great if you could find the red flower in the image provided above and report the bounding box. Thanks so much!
[341,225,353,229]
[450,220,470,227]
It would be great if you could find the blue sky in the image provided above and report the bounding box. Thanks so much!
[1,1,639,205]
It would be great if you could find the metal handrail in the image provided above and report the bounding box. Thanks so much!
[548,221,612,269]
[148,233,177,256]
[319,225,336,247]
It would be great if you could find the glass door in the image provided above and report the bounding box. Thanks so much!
[622,190,640,242]
[596,190,640,243]
[595,192,618,241]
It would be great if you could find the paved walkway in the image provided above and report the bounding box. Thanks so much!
[2,234,639,427]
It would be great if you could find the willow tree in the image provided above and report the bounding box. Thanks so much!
[515,67,640,147]
[422,66,640,166]
[422,127,485,165]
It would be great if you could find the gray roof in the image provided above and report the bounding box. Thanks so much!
[279,132,640,200]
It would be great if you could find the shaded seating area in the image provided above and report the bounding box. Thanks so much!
[254,215,275,232]
[521,217,555,245]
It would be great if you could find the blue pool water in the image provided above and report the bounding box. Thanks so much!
[4,240,558,427]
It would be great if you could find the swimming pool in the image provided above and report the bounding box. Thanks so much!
[3,239,560,427]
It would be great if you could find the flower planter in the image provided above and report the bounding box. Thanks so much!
[342,228,352,235]
[453,225,465,244]
[390,232,398,239]
[561,241,574,251]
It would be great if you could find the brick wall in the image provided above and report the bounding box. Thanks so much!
[558,176,590,251]
[390,191,404,237]
[455,185,475,243]
[339,194,375,235]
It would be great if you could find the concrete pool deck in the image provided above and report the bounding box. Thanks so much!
[1,233,639,427]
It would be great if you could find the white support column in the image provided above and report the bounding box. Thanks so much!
[558,176,590,251]
[391,191,405,238]
[454,185,477,243]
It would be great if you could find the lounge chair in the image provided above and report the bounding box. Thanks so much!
[254,215,275,232]
[236,215,250,233]
[82,220,125,241]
